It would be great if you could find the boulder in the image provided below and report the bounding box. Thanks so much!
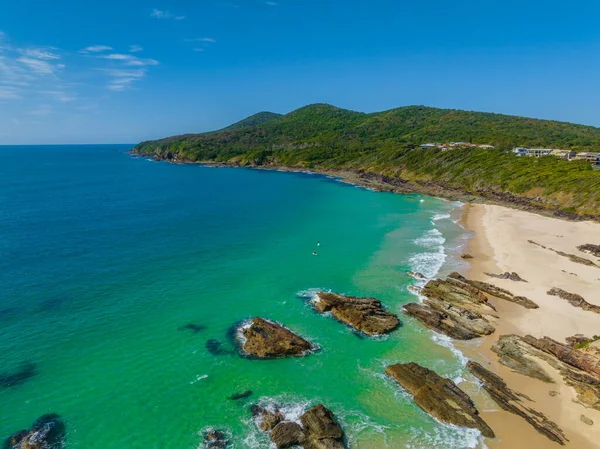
[408,271,426,280]
[403,302,483,340]
[3,414,65,449]
[204,429,228,449]
[461,253,474,259]
[467,361,567,445]
[385,363,494,438]
[485,272,527,282]
[251,405,284,432]
[270,422,305,448]
[313,292,400,335]
[239,318,315,358]
[577,244,600,258]
[580,415,594,426]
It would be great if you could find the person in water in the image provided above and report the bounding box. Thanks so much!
[312,251,318,256]
[317,241,321,247]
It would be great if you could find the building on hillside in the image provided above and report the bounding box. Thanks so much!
[573,152,600,163]
[549,149,576,159]
[478,145,495,149]
[526,148,554,157]
[449,142,469,147]
[512,147,528,157]
[420,143,437,149]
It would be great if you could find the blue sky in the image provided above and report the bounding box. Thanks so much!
[1,0,600,144]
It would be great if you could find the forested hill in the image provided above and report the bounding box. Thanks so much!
[134,104,600,218]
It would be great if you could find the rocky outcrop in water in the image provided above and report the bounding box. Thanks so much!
[228,390,252,401]
[467,361,568,445]
[253,404,346,449]
[204,429,228,449]
[3,414,66,449]
[0,363,37,389]
[577,244,600,258]
[403,303,484,340]
[238,318,315,359]
[492,334,600,410]
[408,271,426,280]
[313,292,400,336]
[547,288,600,314]
[485,272,527,282]
[385,362,495,438]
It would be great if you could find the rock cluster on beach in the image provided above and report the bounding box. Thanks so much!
[466,361,568,445]
[3,414,66,449]
[547,288,600,314]
[577,243,600,258]
[385,362,495,438]
[238,318,315,359]
[492,334,600,410]
[528,240,598,267]
[485,271,528,282]
[252,404,346,449]
[313,292,400,336]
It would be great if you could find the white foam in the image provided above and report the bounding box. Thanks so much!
[432,213,451,221]
[190,374,208,384]
[406,423,486,449]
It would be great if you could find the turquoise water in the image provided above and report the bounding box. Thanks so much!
[0,145,478,448]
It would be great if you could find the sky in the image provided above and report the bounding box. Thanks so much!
[1,0,600,144]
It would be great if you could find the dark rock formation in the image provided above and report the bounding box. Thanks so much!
[493,334,600,411]
[449,272,538,309]
[461,253,474,259]
[485,272,528,282]
[467,361,568,445]
[253,404,346,449]
[313,292,400,336]
[270,422,305,448]
[0,363,37,389]
[580,415,594,426]
[238,318,315,359]
[178,324,206,333]
[251,406,284,432]
[403,303,481,340]
[3,414,66,449]
[204,429,228,449]
[577,244,600,258]
[228,390,252,401]
[528,240,598,267]
[408,271,426,279]
[206,339,231,356]
[547,288,600,314]
[385,362,495,438]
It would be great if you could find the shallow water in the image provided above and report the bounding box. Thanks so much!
[0,145,479,448]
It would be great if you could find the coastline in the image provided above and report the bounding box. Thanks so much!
[459,203,600,449]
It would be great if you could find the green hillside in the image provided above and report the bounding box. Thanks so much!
[134,104,600,218]
[220,111,282,131]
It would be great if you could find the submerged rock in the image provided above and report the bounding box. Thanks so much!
[408,271,426,280]
[206,339,230,356]
[3,414,66,449]
[313,292,400,336]
[547,288,600,314]
[0,362,37,389]
[228,390,253,401]
[385,362,495,438]
[204,429,228,449]
[238,318,315,359]
[467,361,568,445]
[485,272,528,282]
[178,323,206,333]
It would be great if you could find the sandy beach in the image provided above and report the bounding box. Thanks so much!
[461,203,600,449]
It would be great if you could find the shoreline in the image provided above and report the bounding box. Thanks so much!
[459,203,600,449]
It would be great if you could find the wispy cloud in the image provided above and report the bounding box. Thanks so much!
[99,53,159,66]
[80,45,113,53]
[0,85,22,99]
[106,68,147,91]
[129,45,143,53]
[150,9,185,20]
[28,104,53,116]
[185,37,216,43]
[23,48,60,60]
[193,48,205,52]
[266,1,278,5]
[17,56,64,75]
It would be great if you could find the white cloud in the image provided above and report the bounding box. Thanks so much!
[129,45,143,53]
[99,53,159,66]
[23,48,60,60]
[266,1,278,5]
[106,68,147,91]
[0,85,22,99]
[185,37,216,43]
[150,9,185,20]
[17,57,62,75]
[28,104,53,116]
[80,45,113,53]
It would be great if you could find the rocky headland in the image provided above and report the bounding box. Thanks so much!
[3,414,66,449]
[312,292,400,336]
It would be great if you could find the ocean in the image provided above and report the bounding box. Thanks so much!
[0,145,480,448]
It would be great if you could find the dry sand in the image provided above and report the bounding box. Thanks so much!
[460,204,600,449]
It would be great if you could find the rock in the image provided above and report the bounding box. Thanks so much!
[3,414,66,449]
[449,272,538,309]
[204,429,228,449]
[0,362,37,389]
[491,335,555,383]
[549,391,559,397]
[547,288,600,314]
[239,318,315,359]
[403,302,483,340]
[313,292,400,335]
[485,272,528,282]
[228,390,252,400]
[300,405,345,449]
[407,285,421,295]
[580,414,594,426]
[577,244,600,258]
[422,276,492,310]
[179,324,206,333]
[408,271,426,279]
[461,253,474,259]
[206,339,230,356]
[251,405,284,432]
[270,422,305,448]
[467,361,568,445]
[566,334,591,347]
[385,362,495,438]
[529,240,598,267]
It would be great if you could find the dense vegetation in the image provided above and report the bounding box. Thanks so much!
[134,104,600,217]
[220,111,282,131]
